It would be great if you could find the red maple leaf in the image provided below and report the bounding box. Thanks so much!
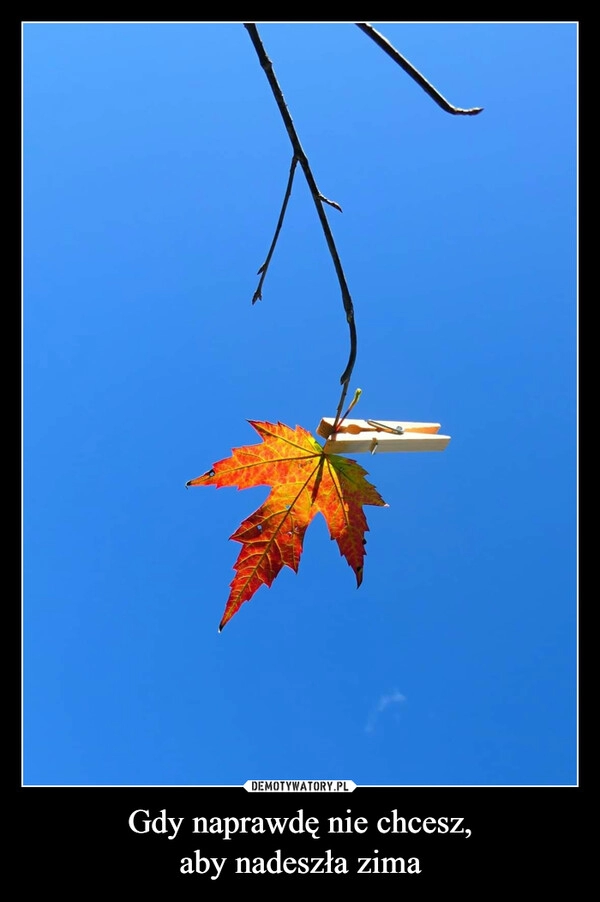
[187,421,387,631]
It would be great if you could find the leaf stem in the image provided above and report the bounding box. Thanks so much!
[334,387,362,433]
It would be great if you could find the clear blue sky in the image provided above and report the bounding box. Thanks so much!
[24,22,576,786]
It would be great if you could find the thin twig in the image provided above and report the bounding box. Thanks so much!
[318,193,343,213]
[252,155,298,304]
[356,23,483,116]
[244,23,357,421]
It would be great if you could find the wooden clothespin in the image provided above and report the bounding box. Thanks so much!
[316,418,451,454]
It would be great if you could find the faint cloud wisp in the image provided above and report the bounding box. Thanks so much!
[365,690,406,733]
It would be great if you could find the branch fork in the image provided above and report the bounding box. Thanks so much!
[244,23,481,425]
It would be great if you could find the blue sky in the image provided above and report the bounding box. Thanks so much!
[24,22,576,786]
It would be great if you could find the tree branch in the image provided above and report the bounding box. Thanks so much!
[356,23,484,116]
[244,23,357,422]
[252,155,298,305]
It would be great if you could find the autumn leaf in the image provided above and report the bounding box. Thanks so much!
[187,421,387,631]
